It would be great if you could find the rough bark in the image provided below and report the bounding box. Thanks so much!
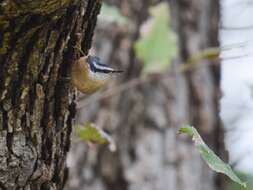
[67,0,226,190]
[0,0,101,189]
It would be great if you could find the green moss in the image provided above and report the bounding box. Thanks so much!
[0,16,9,30]
[29,49,40,79]
[2,0,73,16]
[47,31,59,50]
[0,32,10,55]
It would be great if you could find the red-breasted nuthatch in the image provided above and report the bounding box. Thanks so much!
[71,56,123,94]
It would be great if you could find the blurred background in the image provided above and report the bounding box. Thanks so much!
[66,0,253,190]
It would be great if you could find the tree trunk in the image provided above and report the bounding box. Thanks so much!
[67,0,227,190]
[0,1,101,189]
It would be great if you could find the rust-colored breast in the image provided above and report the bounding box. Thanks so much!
[71,57,110,94]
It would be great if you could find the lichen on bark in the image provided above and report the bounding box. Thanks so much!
[0,0,101,189]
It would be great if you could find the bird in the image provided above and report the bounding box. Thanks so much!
[71,55,123,94]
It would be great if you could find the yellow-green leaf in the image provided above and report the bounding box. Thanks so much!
[179,126,247,188]
[134,2,177,74]
[77,123,116,152]
[99,3,129,25]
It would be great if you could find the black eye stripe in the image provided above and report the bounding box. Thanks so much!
[87,56,114,73]
[94,68,112,73]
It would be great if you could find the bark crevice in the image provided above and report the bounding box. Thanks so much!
[0,0,101,189]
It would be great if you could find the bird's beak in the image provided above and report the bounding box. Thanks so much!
[111,70,123,73]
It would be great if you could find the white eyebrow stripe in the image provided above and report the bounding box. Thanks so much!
[92,61,114,72]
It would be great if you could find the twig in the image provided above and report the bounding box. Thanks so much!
[77,47,248,108]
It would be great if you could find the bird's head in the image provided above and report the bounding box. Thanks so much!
[87,56,123,74]
[71,55,123,94]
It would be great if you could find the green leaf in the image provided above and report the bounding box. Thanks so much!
[99,3,129,25]
[77,123,116,152]
[134,2,177,74]
[229,172,253,190]
[187,47,220,64]
[179,126,247,188]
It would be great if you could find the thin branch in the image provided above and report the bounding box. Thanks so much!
[221,25,253,31]
[77,47,249,108]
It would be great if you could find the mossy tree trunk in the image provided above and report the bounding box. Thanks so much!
[67,0,227,190]
[0,0,101,189]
